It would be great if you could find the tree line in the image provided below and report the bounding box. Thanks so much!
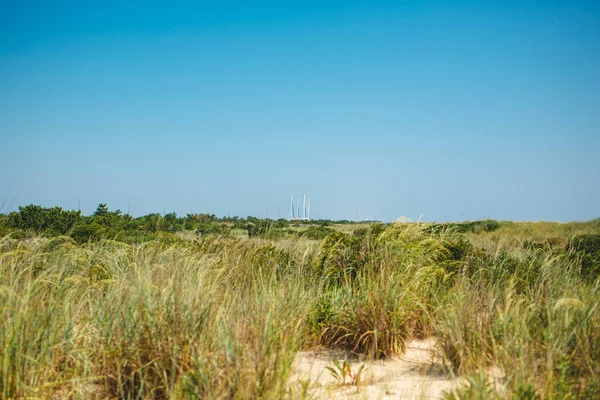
[0,204,361,243]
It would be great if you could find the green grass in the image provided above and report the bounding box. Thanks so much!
[1,220,599,398]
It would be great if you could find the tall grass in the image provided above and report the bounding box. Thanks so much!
[433,237,600,397]
[1,219,599,398]
[0,236,314,398]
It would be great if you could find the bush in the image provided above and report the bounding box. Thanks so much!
[300,226,335,240]
[196,222,229,237]
[426,220,502,234]
[69,204,145,244]
[567,234,600,279]
[6,205,81,235]
[161,212,183,232]
[469,219,501,233]
[70,221,107,244]
[369,222,387,237]
[0,214,10,236]
[245,217,281,238]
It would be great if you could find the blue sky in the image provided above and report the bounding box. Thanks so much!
[1,0,599,221]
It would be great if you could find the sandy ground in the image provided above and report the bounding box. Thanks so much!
[290,339,465,399]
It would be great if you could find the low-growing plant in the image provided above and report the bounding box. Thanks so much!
[442,372,500,400]
[326,359,366,386]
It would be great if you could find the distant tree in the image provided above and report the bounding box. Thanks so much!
[94,203,110,217]
[300,225,335,240]
[6,205,80,234]
[70,221,107,244]
[140,213,162,233]
[162,212,182,232]
[186,213,217,224]
[69,203,132,243]
[274,219,290,228]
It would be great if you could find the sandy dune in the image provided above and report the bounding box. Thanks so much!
[290,339,465,399]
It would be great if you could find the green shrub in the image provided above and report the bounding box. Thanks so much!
[512,383,540,400]
[161,211,183,232]
[70,221,107,244]
[0,214,9,236]
[426,220,502,235]
[300,226,335,240]
[471,219,502,233]
[6,205,81,235]
[196,221,229,237]
[442,373,500,399]
[567,234,600,279]
[369,222,387,237]
[306,292,336,343]
[245,217,271,237]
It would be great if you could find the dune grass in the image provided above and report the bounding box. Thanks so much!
[1,220,599,398]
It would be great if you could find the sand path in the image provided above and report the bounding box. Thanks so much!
[290,339,464,399]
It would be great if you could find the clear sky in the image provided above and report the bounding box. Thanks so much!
[1,0,599,221]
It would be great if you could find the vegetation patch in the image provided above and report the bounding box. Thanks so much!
[567,233,600,279]
[0,206,599,398]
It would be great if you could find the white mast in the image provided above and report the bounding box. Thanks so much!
[303,194,306,220]
[290,193,311,221]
